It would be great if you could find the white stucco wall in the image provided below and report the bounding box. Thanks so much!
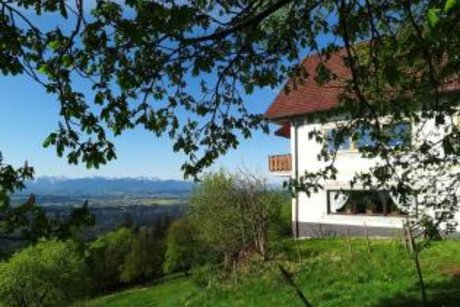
[289,116,459,231]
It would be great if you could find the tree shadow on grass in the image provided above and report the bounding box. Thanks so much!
[375,276,460,307]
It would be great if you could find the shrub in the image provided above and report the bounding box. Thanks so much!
[269,193,292,240]
[0,240,88,307]
[190,264,218,288]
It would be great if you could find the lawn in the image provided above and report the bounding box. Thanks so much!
[78,238,460,307]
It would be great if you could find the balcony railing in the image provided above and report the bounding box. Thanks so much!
[268,154,292,173]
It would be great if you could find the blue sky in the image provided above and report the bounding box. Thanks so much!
[0,73,289,180]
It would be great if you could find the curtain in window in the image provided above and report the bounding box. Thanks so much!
[389,192,415,211]
[330,191,349,212]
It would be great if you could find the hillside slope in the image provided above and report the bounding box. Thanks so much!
[79,239,460,307]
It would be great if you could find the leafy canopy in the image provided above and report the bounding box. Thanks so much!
[0,0,459,232]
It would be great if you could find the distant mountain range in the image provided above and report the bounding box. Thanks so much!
[20,176,194,196]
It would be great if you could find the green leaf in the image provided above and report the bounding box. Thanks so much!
[42,133,57,147]
[444,0,458,12]
[95,93,104,105]
[48,40,60,50]
[62,54,73,68]
[37,64,49,75]
[427,8,441,27]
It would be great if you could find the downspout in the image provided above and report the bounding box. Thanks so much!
[293,120,300,238]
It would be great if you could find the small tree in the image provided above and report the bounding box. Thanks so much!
[232,173,287,260]
[85,227,134,292]
[188,171,241,267]
[120,227,165,283]
[0,240,88,307]
[188,171,286,268]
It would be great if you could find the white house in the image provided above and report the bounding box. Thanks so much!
[265,52,460,237]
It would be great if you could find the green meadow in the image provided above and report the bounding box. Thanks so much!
[79,238,460,307]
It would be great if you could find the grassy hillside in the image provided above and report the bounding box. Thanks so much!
[79,238,460,307]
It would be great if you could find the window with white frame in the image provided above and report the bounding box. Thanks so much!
[326,128,351,152]
[325,122,411,153]
[383,122,412,147]
[327,190,407,216]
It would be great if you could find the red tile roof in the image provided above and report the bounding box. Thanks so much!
[265,51,350,120]
[265,50,460,122]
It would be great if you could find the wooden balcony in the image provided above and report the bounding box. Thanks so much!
[268,154,292,173]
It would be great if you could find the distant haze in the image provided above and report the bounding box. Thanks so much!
[21,176,194,196]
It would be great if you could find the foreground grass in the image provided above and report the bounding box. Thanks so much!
[75,276,198,307]
[79,238,460,307]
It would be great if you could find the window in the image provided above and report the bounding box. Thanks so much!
[325,122,411,153]
[356,126,377,149]
[327,190,407,216]
[326,129,351,152]
[384,122,411,147]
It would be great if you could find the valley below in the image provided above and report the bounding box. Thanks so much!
[1,177,192,253]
